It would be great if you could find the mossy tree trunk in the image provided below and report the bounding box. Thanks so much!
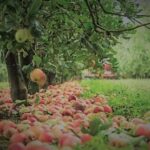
[5,52,28,101]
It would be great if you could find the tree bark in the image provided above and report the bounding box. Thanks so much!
[5,52,27,101]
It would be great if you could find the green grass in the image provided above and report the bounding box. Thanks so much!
[80,79,150,118]
[0,82,9,89]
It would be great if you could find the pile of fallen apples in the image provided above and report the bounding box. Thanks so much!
[0,81,150,150]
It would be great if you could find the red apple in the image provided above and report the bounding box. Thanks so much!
[8,142,26,150]
[30,126,44,138]
[81,134,93,144]
[93,106,104,113]
[73,102,85,112]
[26,140,52,150]
[62,109,73,116]
[68,95,77,101]
[0,120,16,135]
[30,68,47,87]
[103,105,112,113]
[69,119,83,128]
[59,133,81,148]
[136,124,150,138]
[93,96,107,104]
[38,132,53,143]
[3,127,18,138]
[10,133,27,143]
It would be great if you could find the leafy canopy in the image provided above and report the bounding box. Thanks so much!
[0,0,149,81]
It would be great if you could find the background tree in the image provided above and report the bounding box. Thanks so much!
[114,0,150,78]
[0,0,150,101]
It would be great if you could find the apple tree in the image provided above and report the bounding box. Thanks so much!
[0,0,150,101]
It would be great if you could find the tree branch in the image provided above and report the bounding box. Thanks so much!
[131,18,150,29]
[98,0,150,18]
[84,0,101,31]
[97,0,126,17]
[95,22,150,33]
[84,0,150,33]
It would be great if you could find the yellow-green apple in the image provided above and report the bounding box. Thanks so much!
[15,28,28,43]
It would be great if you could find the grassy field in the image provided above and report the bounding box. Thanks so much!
[81,79,150,118]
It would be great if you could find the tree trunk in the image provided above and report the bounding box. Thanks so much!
[5,52,27,101]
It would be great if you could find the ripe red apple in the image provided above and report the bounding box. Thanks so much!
[4,98,12,103]
[39,98,45,104]
[62,109,73,116]
[30,126,44,138]
[73,113,85,120]
[26,140,52,150]
[30,68,47,87]
[93,106,104,113]
[69,119,83,128]
[93,96,107,104]
[81,134,93,144]
[68,95,77,101]
[136,124,150,138]
[3,127,18,138]
[59,133,81,148]
[73,101,85,111]
[103,105,112,113]
[8,142,26,150]
[38,132,53,143]
[10,133,27,143]
[0,120,17,136]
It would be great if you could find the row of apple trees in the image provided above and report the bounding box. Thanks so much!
[0,0,149,100]
[116,27,150,78]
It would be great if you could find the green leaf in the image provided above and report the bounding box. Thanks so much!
[6,41,13,50]
[35,95,40,104]
[28,0,42,17]
[22,64,32,73]
[88,118,101,136]
[33,55,42,66]
[81,126,90,134]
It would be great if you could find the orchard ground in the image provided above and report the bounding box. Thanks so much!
[0,79,150,118]
[0,79,150,150]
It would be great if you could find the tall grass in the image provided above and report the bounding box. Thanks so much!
[80,79,150,118]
